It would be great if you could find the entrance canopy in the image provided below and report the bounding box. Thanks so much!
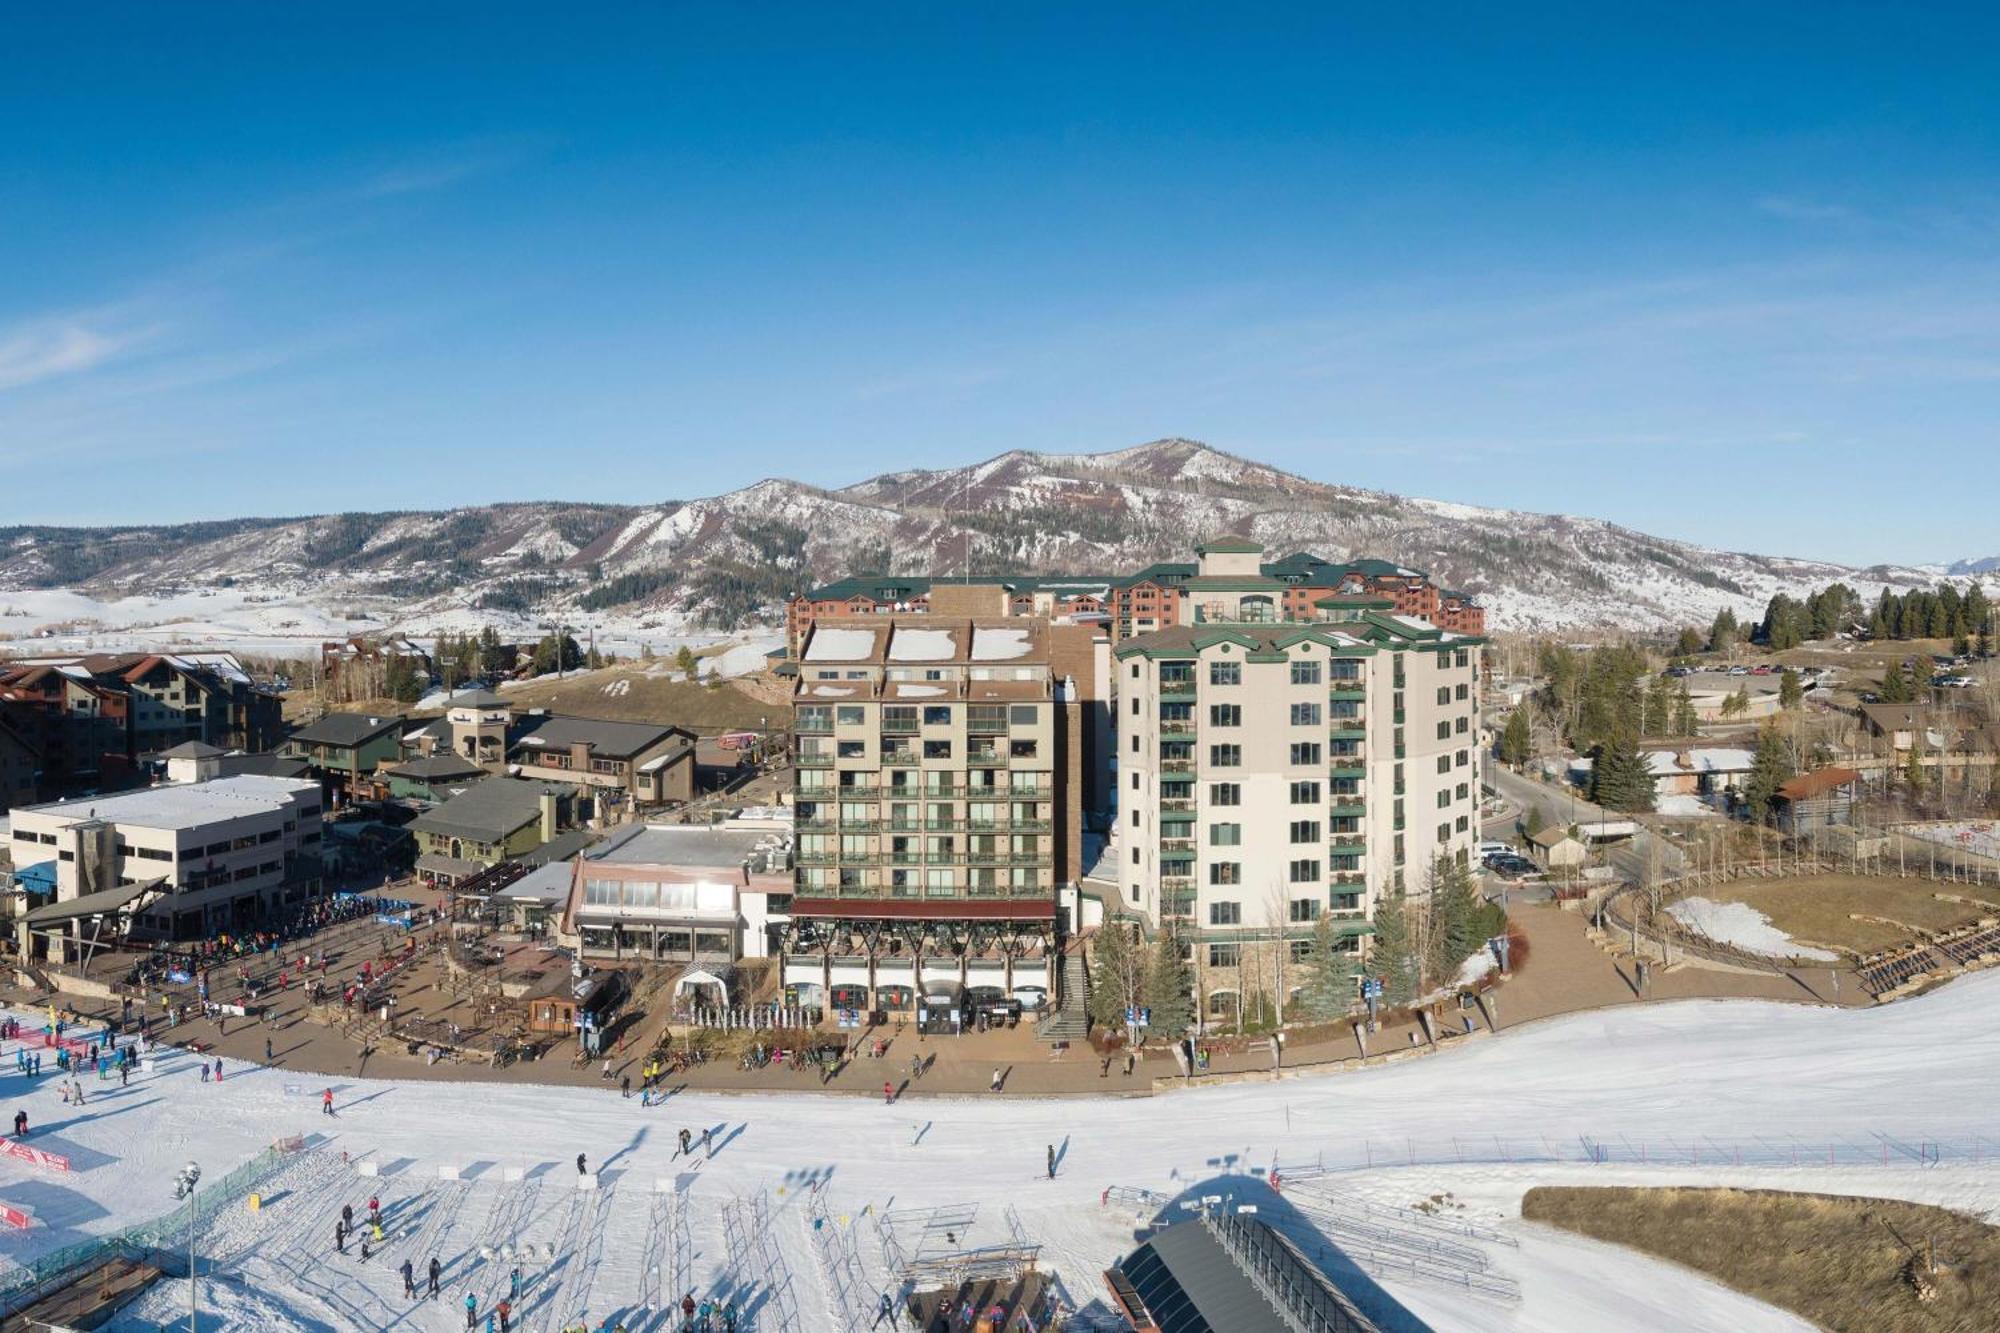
[23,879,158,927]
[675,968,731,1001]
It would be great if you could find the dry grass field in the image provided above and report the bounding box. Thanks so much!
[1523,1185,2000,1332]
[1695,873,2000,956]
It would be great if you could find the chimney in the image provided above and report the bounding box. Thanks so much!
[540,791,560,843]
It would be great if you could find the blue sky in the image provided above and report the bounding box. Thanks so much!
[3,4,1996,565]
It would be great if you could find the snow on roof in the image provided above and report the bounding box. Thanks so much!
[810,685,856,697]
[1389,615,1436,631]
[895,684,946,697]
[886,627,958,662]
[803,627,879,662]
[970,627,1033,662]
[1645,747,1755,776]
[21,775,317,831]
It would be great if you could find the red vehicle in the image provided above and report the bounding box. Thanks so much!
[716,731,760,750]
[1750,665,1773,675]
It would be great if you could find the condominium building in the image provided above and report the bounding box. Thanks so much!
[785,616,1089,1017]
[1114,546,1485,1025]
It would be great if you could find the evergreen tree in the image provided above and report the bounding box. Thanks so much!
[1878,666,1913,703]
[1707,608,1740,654]
[1424,857,1484,987]
[1673,681,1699,736]
[675,645,699,681]
[1643,673,1675,736]
[1294,914,1354,1022]
[1143,927,1195,1037]
[1590,732,1657,813]
[1778,667,1803,710]
[1523,804,1547,839]
[1742,724,1794,824]
[1720,686,1749,718]
[1904,741,1927,794]
[1673,627,1705,659]
[1370,891,1418,1006]
[1498,708,1532,766]
[1087,922,1144,1029]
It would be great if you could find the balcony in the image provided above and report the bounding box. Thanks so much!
[796,851,839,866]
[795,753,834,768]
[1160,682,1197,702]
[1159,720,1198,737]
[881,751,919,766]
[881,720,919,736]
[1330,833,1366,848]
[1328,686,1366,704]
[967,717,1009,735]
[1329,800,1366,819]
[1331,872,1366,887]
[1161,758,1195,775]
[1330,765,1365,781]
[1159,837,1195,856]
[1160,874,1194,893]
[1329,724,1367,741]
[1160,797,1194,814]
[1162,893,1195,920]
[795,719,833,735]
[966,748,1003,765]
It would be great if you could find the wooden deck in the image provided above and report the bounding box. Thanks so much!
[1,1255,162,1333]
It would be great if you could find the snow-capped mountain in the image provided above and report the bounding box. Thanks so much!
[0,440,1967,635]
[1947,555,2000,576]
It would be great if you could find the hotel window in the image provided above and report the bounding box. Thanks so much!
[1290,660,1321,686]
[1209,823,1241,846]
[923,706,952,726]
[1209,703,1241,727]
[1209,943,1241,968]
[1209,782,1240,806]
[1289,820,1320,844]
[1288,893,1320,917]
[1208,901,1241,925]
[1289,781,1320,804]
[837,706,865,725]
[1209,744,1242,768]
[1289,742,1321,766]
[1290,703,1321,726]
[1209,661,1240,686]
[1208,862,1241,886]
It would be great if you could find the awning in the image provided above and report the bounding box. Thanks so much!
[415,852,487,882]
[674,968,730,997]
[8,861,57,895]
[788,897,1056,921]
[23,879,159,927]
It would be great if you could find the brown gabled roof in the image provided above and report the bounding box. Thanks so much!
[1529,825,1578,847]
[1858,702,1926,732]
[1777,767,1862,801]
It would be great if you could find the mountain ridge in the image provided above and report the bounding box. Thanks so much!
[0,439,1968,633]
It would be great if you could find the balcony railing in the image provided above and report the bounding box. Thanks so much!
[796,753,834,768]
[1160,797,1194,814]
[1161,758,1194,775]
[1330,764,1365,781]
[1160,720,1198,736]
[881,752,918,766]
[1329,724,1367,740]
[1159,837,1195,855]
[881,720,919,735]
[1160,683,1197,702]
[1328,686,1366,703]
[966,748,1003,764]
[795,719,833,735]
[1330,833,1366,848]
[1329,800,1365,819]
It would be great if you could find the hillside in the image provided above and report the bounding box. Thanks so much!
[0,439,1965,634]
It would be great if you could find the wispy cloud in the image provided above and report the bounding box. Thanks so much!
[353,136,552,201]
[852,365,1007,402]
[1754,194,1865,225]
[0,315,151,392]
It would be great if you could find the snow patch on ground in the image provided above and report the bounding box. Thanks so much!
[1668,897,1838,961]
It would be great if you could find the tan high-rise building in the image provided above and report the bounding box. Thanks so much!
[786,617,1093,1023]
[1113,568,1485,1026]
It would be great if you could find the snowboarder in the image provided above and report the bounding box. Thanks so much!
[402,1257,416,1298]
[428,1256,442,1297]
[577,1151,588,1175]
[360,1235,372,1262]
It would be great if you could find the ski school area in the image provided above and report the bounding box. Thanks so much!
[2,969,2000,1331]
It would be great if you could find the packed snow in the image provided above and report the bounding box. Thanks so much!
[1667,897,1839,961]
[802,628,878,663]
[8,970,2000,1330]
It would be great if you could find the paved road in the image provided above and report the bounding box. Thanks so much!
[1486,763,1684,881]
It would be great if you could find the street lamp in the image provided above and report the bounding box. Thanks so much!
[173,1160,202,1331]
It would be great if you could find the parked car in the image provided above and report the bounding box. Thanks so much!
[1478,840,1514,858]
[1750,665,1774,676]
[1727,665,1751,676]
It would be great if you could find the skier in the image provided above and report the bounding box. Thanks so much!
[883,1080,894,1105]
[465,1291,478,1329]
[369,1194,381,1225]
[200,1062,210,1083]
[721,1298,738,1332]
[342,1203,354,1231]
[576,1151,588,1175]
[876,1291,895,1327]
[360,1234,372,1262]
[497,1296,513,1331]
[213,1057,224,1082]
[680,1293,697,1325]
[323,1088,336,1116]
[402,1257,416,1298]
[621,1074,631,1099]
[1046,1143,1056,1179]
[429,1255,442,1297]
[677,1127,692,1157]
[335,1219,347,1254]
[510,1265,522,1300]
[703,1126,714,1157]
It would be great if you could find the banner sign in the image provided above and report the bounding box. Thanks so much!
[0,1139,71,1173]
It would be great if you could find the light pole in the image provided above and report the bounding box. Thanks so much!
[174,1159,201,1331]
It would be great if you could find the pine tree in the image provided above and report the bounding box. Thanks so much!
[1424,857,1483,987]
[1370,891,1417,1006]
[1904,741,1927,794]
[676,645,699,681]
[1644,673,1675,736]
[1674,681,1699,737]
[1707,608,1740,654]
[1673,627,1705,659]
[1590,732,1656,813]
[1087,922,1143,1029]
[1143,926,1195,1037]
[1878,667,1913,703]
[1523,804,1547,839]
[1778,667,1803,710]
[1294,914,1353,1022]
[1720,686,1749,718]
[1742,724,1794,824]
[1498,708,1532,766]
